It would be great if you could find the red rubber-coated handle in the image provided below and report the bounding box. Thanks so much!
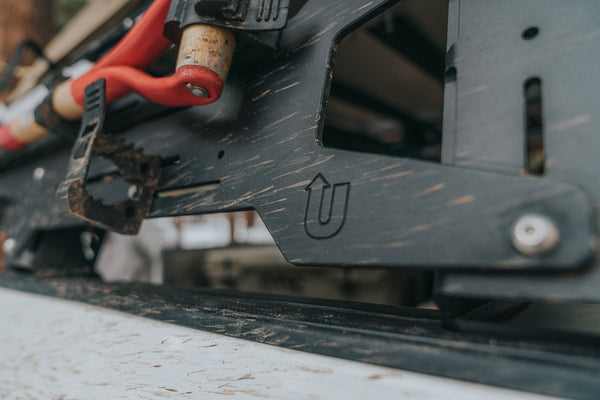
[0,124,26,151]
[0,0,226,151]
[71,0,222,108]
[76,65,224,107]
[92,0,172,72]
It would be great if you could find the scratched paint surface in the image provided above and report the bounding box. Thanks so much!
[439,0,600,302]
[0,0,593,272]
[0,288,556,400]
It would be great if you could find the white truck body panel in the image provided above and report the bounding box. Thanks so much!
[0,288,557,399]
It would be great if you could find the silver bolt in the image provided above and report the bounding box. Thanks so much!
[128,184,143,201]
[186,83,210,98]
[123,17,134,29]
[33,167,45,181]
[3,238,16,255]
[512,214,560,256]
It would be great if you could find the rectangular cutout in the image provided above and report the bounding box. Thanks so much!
[524,77,544,175]
[322,0,447,162]
[156,181,221,198]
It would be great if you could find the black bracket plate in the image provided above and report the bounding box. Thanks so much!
[437,0,600,303]
[140,0,594,271]
[0,0,596,277]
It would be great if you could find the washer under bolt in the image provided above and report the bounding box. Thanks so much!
[512,214,560,256]
[186,83,210,98]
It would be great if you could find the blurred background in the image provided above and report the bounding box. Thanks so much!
[0,0,448,308]
[0,0,86,99]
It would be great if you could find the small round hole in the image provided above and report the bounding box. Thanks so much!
[217,151,225,159]
[140,163,149,174]
[125,207,135,218]
[522,26,539,40]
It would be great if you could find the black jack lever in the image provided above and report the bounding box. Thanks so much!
[57,79,162,234]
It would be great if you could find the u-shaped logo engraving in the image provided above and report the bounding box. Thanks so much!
[304,173,350,239]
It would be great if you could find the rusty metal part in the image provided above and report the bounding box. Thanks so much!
[57,79,161,235]
[176,24,236,82]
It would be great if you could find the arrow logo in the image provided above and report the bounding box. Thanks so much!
[304,173,350,239]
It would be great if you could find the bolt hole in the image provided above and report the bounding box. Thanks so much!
[140,163,149,174]
[524,77,544,175]
[218,151,225,159]
[444,66,457,82]
[125,207,135,218]
[128,184,143,201]
[522,26,539,40]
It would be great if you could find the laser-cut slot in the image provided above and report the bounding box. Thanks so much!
[524,77,544,175]
[156,181,221,198]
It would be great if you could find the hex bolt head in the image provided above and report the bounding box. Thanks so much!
[186,83,210,98]
[512,214,560,256]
